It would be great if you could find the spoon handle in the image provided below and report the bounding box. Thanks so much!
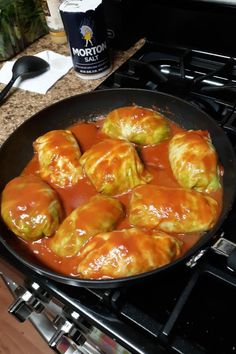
[0,76,17,104]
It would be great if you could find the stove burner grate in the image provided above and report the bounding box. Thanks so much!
[100,41,236,134]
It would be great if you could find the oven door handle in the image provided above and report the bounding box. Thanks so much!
[211,236,236,271]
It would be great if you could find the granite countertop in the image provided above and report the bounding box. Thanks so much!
[0,34,145,146]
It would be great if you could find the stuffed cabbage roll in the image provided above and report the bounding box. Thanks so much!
[49,195,124,257]
[169,130,221,192]
[76,228,182,279]
[80,138,152,196]
[129,185,218,233]
[34,129,83,188]
[101,106,170,145]
[1,175,63,241]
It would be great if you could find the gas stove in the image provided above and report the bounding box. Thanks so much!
[1,39,236,354]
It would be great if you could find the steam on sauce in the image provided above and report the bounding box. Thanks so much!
[20,118,222,277]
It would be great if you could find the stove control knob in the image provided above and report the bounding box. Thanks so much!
[30,282,52,303]
[56,334,103,354]
[49,316,75,347]
[63,307,91,333]
[8,289,44,322]
[8,297,33,322]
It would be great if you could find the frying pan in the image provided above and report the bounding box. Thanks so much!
[0,88,236,288]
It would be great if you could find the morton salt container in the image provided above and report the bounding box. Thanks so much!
[59,0,112,79]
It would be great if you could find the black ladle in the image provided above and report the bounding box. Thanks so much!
[0,55,50,103]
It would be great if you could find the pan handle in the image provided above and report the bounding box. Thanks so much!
[211,237,236,272]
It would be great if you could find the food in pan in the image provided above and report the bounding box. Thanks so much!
[76,228,182,279]
[1,175,63,241]
[169,130,221,193]
[49,195,124,257]
[101,105,171,145]
[34,129,83,188]
[129,185,218,233]
[80,138,152,196]
[0,103,223,280]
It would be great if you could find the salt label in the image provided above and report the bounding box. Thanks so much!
[59,0,111,79]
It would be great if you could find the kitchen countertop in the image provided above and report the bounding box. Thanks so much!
[0,34,145,146]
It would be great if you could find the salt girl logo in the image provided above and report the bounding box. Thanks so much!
[71,23,107,63]
[80,25,93,47]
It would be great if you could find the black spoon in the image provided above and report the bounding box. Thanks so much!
[0,55,50,103]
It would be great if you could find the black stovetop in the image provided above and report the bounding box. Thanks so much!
[79,42,236,354]
[2,40,236,354]
[70,41,236,354]
[41,41,236,354]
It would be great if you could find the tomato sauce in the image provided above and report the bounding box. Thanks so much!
[19,118,223,277]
